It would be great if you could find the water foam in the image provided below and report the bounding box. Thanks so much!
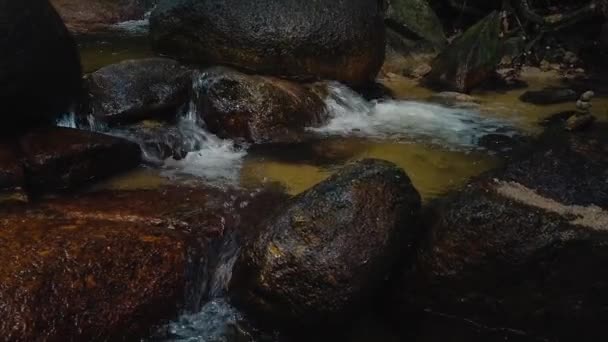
[159,79,248,185]
[109,10,153,35]
[164,298,250,342]
[314,83,514,149]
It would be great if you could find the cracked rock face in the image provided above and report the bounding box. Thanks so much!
[393,124,608,341]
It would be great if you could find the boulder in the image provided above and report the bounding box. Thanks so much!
[114,122,193,162]
[386,0,446,48]
[195,67,327,144]
[149,0,386,86]
[382,27,436,78]
[232,159,422,328]
[84,58,192,125]
[0,0,82,132]
[20,127,142,193]
[394,125,608,341]
[0,185,285,341]
[0,143,26,203]
[425,12,502,93]
[519,88,578,105]
[50,0,154,33]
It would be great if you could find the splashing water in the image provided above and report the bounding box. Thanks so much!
[109,10,154,35]
[161,117,247,185]
[313,83,515,149]
[163,298,251,342]
[56,80,514,190]
[160,76,248,185]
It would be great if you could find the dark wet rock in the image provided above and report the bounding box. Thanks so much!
[0,0,82,132]
[519,88,578,105]
[541,110,576,126]
[0,143,26,203]
[385,0,446,48]
[0,185,286,341]
[232,159,422,328]
[115,122,193,162]
[195,67,327,144]
[20,127,142,193]
[425,12,502,93]
[149,0,386,86]
[50,0,154,33]
[566,113,596,131]
[84,58,192,125]
[478,133,528,156]
[394,126,608,341]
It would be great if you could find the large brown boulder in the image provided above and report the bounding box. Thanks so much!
[0,0,82,132]
[195,67,327,144]
[84,58,192,125]
[50,0,154,33]
[149,0,386,86]
[393,125,608,341]
[20,127,142,193]
[0,185,286,341]
[232,159,422,328]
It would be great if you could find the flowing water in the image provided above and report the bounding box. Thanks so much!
[72,23,608,342]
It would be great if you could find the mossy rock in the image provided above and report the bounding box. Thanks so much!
[425,11,503,93]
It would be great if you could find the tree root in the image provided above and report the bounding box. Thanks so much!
[516,0,600,30]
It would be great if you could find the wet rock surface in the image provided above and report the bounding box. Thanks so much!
[150,0,386,85]
[195,67,328,144]
[50,0,154,33]
[115,122,193,162]
[232,159,422,328]
[20,127,142,193]
[519,88,578,105]
[425,12,502,93]
[0,185,286,341]
[0,0,82,131]
[394,125,608,341]
[84,58,192,125]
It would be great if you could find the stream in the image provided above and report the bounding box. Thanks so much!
[70,21,608,342]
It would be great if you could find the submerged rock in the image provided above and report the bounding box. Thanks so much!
[150,0,386,86]
[232,159,421,328]
[428,92,480,108]
[20,127,142,193]
[84,58,192,125]
[50,0,153,33]
[0,185,286,341]
[195,67,327,144]
[394,126,608,341]
[519,88,578,105]
[425,12,502,93]
[0,0,82,131]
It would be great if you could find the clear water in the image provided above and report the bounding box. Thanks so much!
[314,82,514,148]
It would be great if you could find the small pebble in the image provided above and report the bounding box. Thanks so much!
[576,100,592,111]
[581,90,595,102]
